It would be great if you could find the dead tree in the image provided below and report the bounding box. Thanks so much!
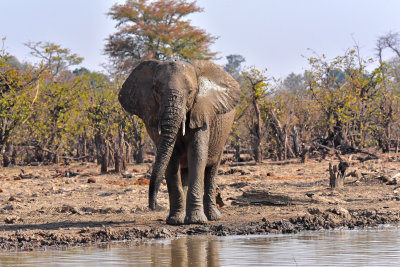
[114,126,127,173]
[329,161,349,188]
[291,126,300,157]
[95,133,109,173]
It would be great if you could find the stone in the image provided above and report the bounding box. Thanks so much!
[122,172,133,178]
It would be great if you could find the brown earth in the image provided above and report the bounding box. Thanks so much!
[0,154,400,251]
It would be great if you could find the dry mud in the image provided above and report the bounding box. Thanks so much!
[0,155,400,250]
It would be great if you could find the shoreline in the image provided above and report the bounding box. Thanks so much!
[0,158,400,251]
[0,208,399,251]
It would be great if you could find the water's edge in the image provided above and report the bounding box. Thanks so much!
[2,227,400,266]
[1,207,399,251]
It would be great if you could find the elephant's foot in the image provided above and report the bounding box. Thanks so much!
[166,212,185,225]
[184,210,208,224]
[204,206,221,221]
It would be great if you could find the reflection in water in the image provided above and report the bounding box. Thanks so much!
[170,236,220,267]
[1,227,400,266]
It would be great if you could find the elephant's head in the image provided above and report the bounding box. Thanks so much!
[119,60,240,210]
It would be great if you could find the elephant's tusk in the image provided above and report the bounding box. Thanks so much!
[158,121,162,135]
[182,113,186,136]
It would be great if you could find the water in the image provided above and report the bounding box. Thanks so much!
[1,227,400,266]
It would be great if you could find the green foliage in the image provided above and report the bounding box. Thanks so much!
[305,47,386,147]
[25,41,83,78]
[0,45,39,152]
[3,31,400,166]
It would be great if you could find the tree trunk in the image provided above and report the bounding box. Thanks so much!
[101,146,108,173]
[126,144,132,163]
[77,134,87,162]
[333,121,348,147]
[300,144,310,163]
[234,135,241,162]
[329,161,348,188]
[291,126,300,157]
[2,142,12,167]
[115,127,127,173]
[252,99,263,163]
[136,143,144,164]
[95,133,108,173]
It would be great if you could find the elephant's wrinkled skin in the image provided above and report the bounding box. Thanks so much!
[119,60,240,225]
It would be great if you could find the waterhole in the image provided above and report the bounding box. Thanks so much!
[1,227,400,266]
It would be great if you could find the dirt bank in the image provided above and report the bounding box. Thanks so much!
[0,155,399,250]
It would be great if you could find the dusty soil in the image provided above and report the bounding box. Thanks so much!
[0,154,400,251]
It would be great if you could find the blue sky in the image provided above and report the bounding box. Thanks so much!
[1,0,399,78]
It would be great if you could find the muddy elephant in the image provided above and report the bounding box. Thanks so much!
[119,60,240,225]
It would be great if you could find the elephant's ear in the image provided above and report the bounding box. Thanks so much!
[119,60,160,119]
[189,61,241,129]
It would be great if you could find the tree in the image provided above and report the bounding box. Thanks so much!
[22,42,85,163]
[224,54,245,80]
[0,40,43,166]
[105,0,217,72]
[377,32,400,60]
[305,48,385,150]
[25,41,83,79]
[223,54,246,161]
[283,72,306,95]
[242,67,270,162]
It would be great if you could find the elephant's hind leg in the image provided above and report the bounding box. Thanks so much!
[166,150,185,225]
[204,163,221,221]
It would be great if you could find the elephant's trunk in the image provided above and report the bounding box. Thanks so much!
[149,90,184,210]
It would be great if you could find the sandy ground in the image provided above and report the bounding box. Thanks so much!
[0,154,399,250]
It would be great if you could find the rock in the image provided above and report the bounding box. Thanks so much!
[387,173,400,185]
[65,171,79,178]
[216,188,224,208]
[134,178,150,185]
[219,168,250,176]
[327,207,351,220]
[8,196,17,202]
[19,173,39,179]
[266,172,275,177]
[57,205,79,214]
[307,207,321,215]
[155,228,172,238]
[305,193,314,198]
[236,190,291,206]
[345,168,362,178]
[4,216,22,224]
[310,194,345,204]
[378,175,393,183]
[131,167,140,173]
[3,204,14,211]
[229,182,250,188]
[122,172,133,178]
[87,178,96,183]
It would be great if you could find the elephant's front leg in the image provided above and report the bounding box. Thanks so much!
[184,127,209,224]
[165,149,185,225]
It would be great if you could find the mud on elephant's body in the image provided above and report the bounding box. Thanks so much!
[119,60,240,225]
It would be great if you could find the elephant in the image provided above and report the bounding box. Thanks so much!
[118,59,240,225]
